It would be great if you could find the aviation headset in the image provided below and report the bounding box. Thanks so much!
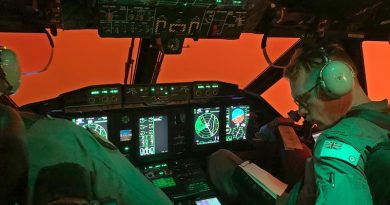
[317,47,355,99]
[0,46,21,96]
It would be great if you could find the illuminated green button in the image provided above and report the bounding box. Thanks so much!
[110,89,119,94]
[91,90,100,95]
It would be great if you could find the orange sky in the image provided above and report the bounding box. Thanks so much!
[0,31,389,116]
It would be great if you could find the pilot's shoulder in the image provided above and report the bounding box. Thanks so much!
[314,117,388,166]
[21,112,73,130]
[85,126,117,150]
[23,114,118,151]
[320,117,388,149]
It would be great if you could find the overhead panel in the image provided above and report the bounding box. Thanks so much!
[97,0,247,39]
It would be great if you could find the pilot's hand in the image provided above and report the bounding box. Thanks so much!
[253,117,294,143]
[269,117,295,127]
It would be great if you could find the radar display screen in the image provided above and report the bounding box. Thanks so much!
[194,107,220,145]
[226,105,250,141]
[72,116,108,140]
[139,116,168,156]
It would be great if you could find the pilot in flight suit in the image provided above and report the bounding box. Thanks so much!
[22,113,173,205]
[286,100,390,205]
[0,46,173,205]
[208,43,390,205]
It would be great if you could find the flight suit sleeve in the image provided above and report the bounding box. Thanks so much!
[80,123,173,205]
[26,118,173,205]
[312,136,373,205]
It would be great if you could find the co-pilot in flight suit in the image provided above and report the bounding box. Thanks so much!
[22,112,173,205]
[286,100,390,205]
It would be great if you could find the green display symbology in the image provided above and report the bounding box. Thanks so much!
[195,113,219,139]
[83,123,108,139]
[188,181,211,192]
[73,116,109,140]
[152,177,176,188]
[226,105,250,142]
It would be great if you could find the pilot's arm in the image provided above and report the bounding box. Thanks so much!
[311,136,372,205]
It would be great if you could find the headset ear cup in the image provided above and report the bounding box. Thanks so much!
[320,60,355,99]
[0,47,21,95]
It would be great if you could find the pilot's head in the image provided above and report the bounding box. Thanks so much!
[284,43,363,130]
[0,46,21,96]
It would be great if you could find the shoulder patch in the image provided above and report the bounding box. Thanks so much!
[86,127,117,150]
[320,140,360,166]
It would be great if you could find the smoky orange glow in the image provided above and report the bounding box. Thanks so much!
[0,31,389,116]
[1,31,134,105]
[363,41,390,101]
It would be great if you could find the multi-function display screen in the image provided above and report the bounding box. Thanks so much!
[195,197,222,205]
[226,105,250,141]
[139,115,168,156]
[194,107,220,145]
[72,116,109,140]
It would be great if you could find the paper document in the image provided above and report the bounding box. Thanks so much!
[239,161,288,199]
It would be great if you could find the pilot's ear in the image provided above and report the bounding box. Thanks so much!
[0,46,21,96]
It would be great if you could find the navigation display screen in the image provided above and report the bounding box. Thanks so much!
[72,116,109,140]
[226,105,250,141]
[139,115,168,156]
[194,107,220,145]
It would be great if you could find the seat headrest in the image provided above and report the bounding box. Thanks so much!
[0,104,28,204]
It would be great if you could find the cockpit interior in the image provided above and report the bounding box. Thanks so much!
[0,0,389,204]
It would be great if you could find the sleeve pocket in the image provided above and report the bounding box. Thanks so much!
[316,173,372,205]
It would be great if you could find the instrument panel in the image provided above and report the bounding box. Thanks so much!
[23,81,279,204]
[67,102,254,163]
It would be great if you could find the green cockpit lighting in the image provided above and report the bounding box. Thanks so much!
[91,90,100,95]
[152,177,176,188]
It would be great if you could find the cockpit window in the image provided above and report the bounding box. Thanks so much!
[2,30,138,106]
[2,30,388,115]
[261,78,296,117]
[157,34,297,89]
[3,31,297,108]
[363,41,390,101]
